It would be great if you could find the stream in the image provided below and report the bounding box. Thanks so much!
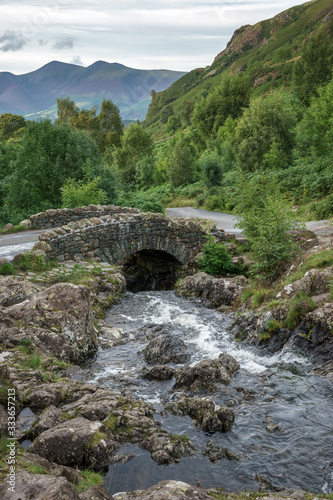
[78,291,333,496]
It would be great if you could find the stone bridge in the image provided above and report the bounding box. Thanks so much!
[32,206,223,290]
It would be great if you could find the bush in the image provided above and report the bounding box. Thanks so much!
[286,292,316,329]
[0,261,16,275]
[198,240,239,276]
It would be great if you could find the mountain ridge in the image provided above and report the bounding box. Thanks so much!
[0,60,186,121]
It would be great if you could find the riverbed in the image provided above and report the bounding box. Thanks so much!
[77,291,332,495]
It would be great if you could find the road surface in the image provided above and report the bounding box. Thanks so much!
[166,207,241,233]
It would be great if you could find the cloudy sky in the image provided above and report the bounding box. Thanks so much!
[0,0,307,74]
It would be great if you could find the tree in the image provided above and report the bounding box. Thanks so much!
[167,134,194,187]
[113,123,154,187]
[235,171,302,281]
[192,74,251,138]
[0,113,26,141]
[233,92,298,171]
[293,30,332,106]
[1,119,100,223]
[60,161,107,208]
[56,97,79,124]
[198,150,223,188]
[95,99,123,151]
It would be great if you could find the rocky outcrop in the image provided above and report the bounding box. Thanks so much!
[173,353,240,392]
[203,439,241,462]
[122,480,212,500]
[142,335,190,364]
[143,365,176,380]
[165,396,235,432]
[176,272,247,308]
[276,267,333,300]
[29,416,118,469]
[0,276,42,307]
[0,283,97,362]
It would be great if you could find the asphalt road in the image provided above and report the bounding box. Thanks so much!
[166,207,241,233]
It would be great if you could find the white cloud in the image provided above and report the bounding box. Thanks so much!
[0,30,27,52]
[0,0,308,73]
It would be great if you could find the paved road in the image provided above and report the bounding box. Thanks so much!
[166,207,241,233]
[0,230,44,261]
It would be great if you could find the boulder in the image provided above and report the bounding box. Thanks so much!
[277,267,333,300]
[176,272,247,308]
[79,486,114,499]
[142,432,197,465]
[142,334,190,364]
[28,405,63,440]
[173,353,240,392]
[165,396,235,432]
[0,276,41,307]
[29,416,118,469]
[0,470,80,500]
[143,365,176,380]
[127,480,212,499]
[203,439,240,462]
[1,282,97,361]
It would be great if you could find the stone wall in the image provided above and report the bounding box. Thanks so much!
[33,212,223,265]
[23,204,142,229]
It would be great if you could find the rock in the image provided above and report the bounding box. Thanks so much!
[0,470,80,499]
[142,334,190,364]
[28,405,63,440]
[2,282,97,361]
[19,219,32,229]
[0,276,42,307]
[176,272,247,308]
[98,322,128,348]
[265,415,284,433]
[26,387,63,410]
[0,404,8,434]
[173,353,240,392]
[143,433,197,465]
[165,396,235,432]
[79,485,114,499]
[277,267,333,300]
[3,223,13,231]
[29,416,118,469]
[203,439,240,462]
[127,480,212,499]
[143,365,176,380]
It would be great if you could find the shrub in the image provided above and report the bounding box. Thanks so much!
[286,292,316,329]
[198,240,239,276]
[0,262,16,275]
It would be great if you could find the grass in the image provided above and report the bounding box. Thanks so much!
[76,469,104,493]
[55,263,104,285]
[0,225,27,235]
[0,253,58,276]
[20,352,42,370]
[87,430,107,450]
[24,464,48,475]
[286,291,316,329]
[283,249,333,286]
[18,338,35,354]
[170,434,190,444]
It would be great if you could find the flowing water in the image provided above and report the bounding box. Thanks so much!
[78,291,333,495]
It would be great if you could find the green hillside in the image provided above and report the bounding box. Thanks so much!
[144,0,333,136]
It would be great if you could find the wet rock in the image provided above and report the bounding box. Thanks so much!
[0,470,80,500]
[265,415,284,433]
[143,365,176,380]
[29,416,118,470]
[203,439,240,462]
[61,389,119,421]
[165,396,235,432]
[142,334,190,364]
[127,480,212,499]
[176,272,247,308]
[0,276,42,307]
[1,282,97,362]
[25,387,63,410]
[172,353,239,392]
[143,432,197,465]
[98,322,128,348]
[17,451,83,485]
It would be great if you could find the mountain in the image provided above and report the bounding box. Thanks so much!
[144,0,333,134]
[0,61,186,121]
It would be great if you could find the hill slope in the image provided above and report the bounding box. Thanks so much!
[144,0,333,135]
[0,61,186,121]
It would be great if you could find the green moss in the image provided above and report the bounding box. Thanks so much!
[170,434,190,444]
[105,413,118,432]
[24,464,49,475]
[286,291,316,329]
[20,353,41,370]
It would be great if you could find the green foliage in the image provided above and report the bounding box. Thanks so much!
[1,119,100,223]
[0,113,26,141]
[13,253,48,272]
[236,172,302,281]
[198,240,239,276]
[292,30,333,106]
[20,352,42,370]
[167,134,194,187]
[0,261,16,276]
[56,97,79,125]
[76,469,104,493]
[61,166,108,209]
[251,289,271,308]
[18,338,35,354]
[286,291,316,329]
[198,150,223,188]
